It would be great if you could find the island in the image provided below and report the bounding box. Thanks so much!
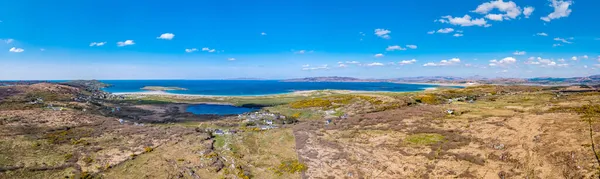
[141,86,188,91]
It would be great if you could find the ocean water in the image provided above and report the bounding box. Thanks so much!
[186,104,258,115]
[101,80,442,96]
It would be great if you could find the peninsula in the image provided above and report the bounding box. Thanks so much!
[141,86,188,91]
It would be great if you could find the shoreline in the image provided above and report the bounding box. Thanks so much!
[112,88,441,97]
[393,82,477,87]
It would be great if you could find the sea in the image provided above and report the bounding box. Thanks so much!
[100,80,443,96]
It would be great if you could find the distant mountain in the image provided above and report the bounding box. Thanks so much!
[282,76,382,82]
[282,75,600,85]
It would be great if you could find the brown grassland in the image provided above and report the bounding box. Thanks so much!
[2,83,600,178]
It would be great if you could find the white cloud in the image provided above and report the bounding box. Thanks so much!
[185,48,198,53]
[554,37,572,44]
[513,51,526,55]
[427,31,435,34]
[374,29,391,39]
[202,47,217,53]
[338,64,347,68]
[302,64,310,67]
[582,55,589,59]
[437,28,455,33]
[386,45,406,51]
[485,14,505,21]
[437,15,488,27]
[157,33,175,40]
[571,56,577,61]
[406,45,418,49]
[423,58,461,66]
[536,32,548,36]
[9,47,24,53]
[473,0,523,20]
[228,58,236,61]
[261,32,267,36]
[453,34,464,37]
[541,0,573,22]
[294,50,313,54]
[399,59,417,65]
[489,57,517,67]
[558,58,566,62]
[117,40,135,47]
[89,42,106,47]
[552,43,563,47]
[302,65,329,71]
[366,62,384,67]
[523,7,535,18]
[345,61,360,64]
[374,54,384,58]
[526,57,568,67]
[3,39,14,44]
[423,62,437,67]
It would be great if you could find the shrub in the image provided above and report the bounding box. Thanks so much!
[44,128,93,144]
[271,160,308,176]
[415,94,439,105]
[31,141,42,148]
[144,147,154,153]
[82,156,94,164]
[79,171,93,179]
[291,112,301,118]
[63,153,74,162]
[356,95,383,105]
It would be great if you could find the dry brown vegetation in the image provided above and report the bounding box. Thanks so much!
[293,85,600,178]
[3,83,600,178]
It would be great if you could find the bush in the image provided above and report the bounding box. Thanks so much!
[271,160,308,176]
[415,94,439,105]
[144,147,154,153]
[82,156,94,164]
[63,153,74,162]
[44,128,93,144]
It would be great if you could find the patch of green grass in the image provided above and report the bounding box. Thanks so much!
[265,105,322,120]
[333,110,345,117]
[405,133,445,145]
[214,135,226,148]
[229,96,310,107]
[288,95,355,109]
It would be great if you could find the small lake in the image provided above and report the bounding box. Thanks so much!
[186,104,259,115]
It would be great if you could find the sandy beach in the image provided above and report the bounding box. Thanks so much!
[113,89,421,98]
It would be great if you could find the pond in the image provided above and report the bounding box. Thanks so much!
[186,104,259,115]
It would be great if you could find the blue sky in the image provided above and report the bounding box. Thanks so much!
[0,0,599,80]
